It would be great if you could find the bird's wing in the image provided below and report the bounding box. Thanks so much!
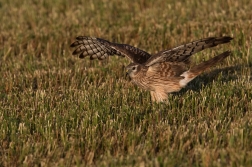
[70,36,152,64]
[147,62,187,78]
[144,36,233,66]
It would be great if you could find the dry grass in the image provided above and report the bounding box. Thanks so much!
[0,0,252,166]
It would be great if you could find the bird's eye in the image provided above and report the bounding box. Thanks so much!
[132,67,136,70]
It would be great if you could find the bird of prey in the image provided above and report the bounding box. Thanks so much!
[70,36,232,102]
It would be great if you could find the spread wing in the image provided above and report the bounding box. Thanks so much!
[147,62,187,78]
[144,36,233,66]
[70,36,151,64]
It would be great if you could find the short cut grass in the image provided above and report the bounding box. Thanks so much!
[0,0,252,166]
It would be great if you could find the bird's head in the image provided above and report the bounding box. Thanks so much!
[126,63,142,78]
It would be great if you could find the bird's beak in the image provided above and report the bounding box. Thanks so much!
[125,69,131,80]
[125,71,129,77]
[125,67,129,77]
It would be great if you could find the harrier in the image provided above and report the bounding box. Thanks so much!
[70,36,232,102]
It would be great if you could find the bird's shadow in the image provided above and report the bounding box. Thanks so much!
[172,65,251,96]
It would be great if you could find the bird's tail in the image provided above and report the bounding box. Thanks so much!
[179,51,231,87]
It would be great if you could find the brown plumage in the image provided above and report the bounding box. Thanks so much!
[71,36,233,102]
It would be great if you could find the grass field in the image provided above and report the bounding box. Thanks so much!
[0,0,252,166]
